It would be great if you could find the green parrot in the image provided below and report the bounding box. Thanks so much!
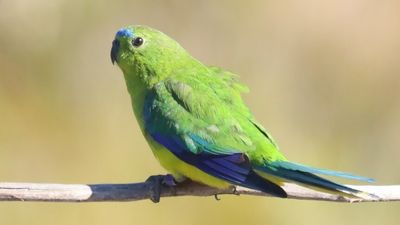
[111,25,373,200]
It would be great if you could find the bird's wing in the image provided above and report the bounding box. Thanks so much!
[206,66,281,150]
[143,78,254,156]
[143,78,286,197]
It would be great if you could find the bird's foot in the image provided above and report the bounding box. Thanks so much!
[162,174,178,186]
[232,186,240,195]
[145,174,178,203]
[214,186,238,201]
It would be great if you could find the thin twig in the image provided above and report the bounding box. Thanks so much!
[0,178,399,203]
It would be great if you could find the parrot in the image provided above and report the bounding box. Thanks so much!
[110,25,374,202]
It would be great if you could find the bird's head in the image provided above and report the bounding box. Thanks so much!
[111,25,191,87]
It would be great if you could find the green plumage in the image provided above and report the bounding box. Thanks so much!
[111,25,373,198]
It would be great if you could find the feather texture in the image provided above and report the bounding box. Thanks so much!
[113,25,374,198]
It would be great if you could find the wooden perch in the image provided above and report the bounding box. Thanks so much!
[0,177,399,203]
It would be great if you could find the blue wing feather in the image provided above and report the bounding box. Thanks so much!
[144,83,287,197]
[151,133,245,182]
[149,132,286,197]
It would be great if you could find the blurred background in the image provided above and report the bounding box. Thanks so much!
[1,0,400,224]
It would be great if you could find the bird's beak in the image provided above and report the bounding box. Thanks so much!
[110,39,120,65]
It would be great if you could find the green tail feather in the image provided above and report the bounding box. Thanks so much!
[256,161,375,196]
[270,161,374,182]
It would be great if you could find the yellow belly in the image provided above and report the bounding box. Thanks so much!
[145,135,231,189]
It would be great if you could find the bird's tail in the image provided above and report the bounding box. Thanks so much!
[255,160,376,199]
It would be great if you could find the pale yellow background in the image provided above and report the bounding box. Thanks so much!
[1,1,400,225]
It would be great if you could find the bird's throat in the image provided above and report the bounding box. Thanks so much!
[123,70,148,129]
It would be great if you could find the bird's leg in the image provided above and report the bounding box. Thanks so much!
[145,174,180,203]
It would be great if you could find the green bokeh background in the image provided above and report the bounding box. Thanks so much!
[1,1,400,224]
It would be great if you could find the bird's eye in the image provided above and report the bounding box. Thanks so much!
[132,37,144,47]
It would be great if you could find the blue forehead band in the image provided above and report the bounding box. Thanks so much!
[116,28,133,38]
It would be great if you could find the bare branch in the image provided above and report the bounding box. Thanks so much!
[0,178,399,203]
